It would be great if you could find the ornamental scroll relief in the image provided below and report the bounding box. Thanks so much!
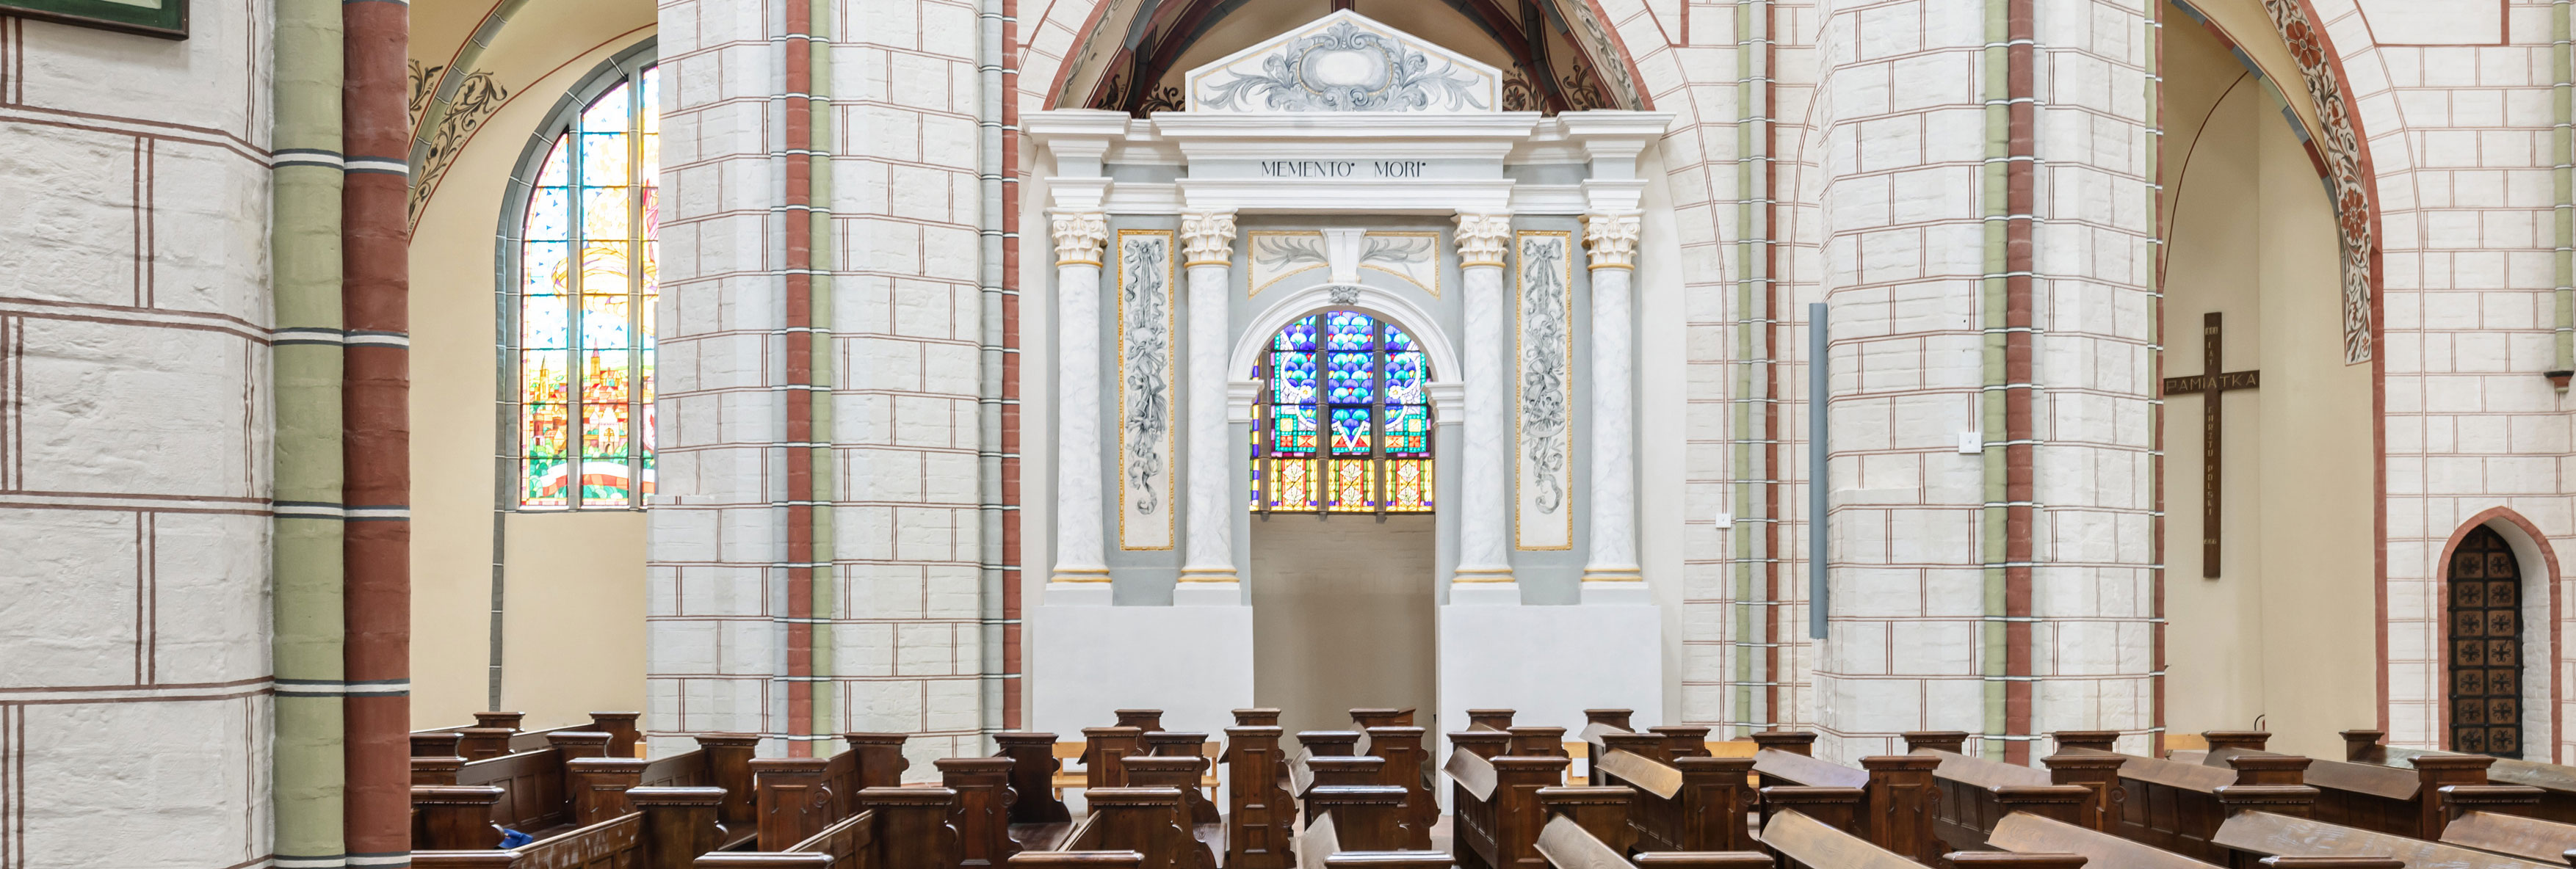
[1186,12,1500,114]
[1118,230,1176,550]
[1516,230,1574,551]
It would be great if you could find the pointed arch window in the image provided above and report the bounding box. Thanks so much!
[1250,310,1433,515]
[508,64,659,509]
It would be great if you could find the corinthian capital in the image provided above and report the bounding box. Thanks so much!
[1453,213,1513,267]
[1051,211,1109,266]
[1582,211,1641,270]
[1180,211,1238,266]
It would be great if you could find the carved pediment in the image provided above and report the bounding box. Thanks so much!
[1182,10,1502,114]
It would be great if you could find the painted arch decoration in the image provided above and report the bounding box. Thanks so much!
[2257,0,2377,364]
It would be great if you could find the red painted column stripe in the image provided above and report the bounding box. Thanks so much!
[1001,0,1025,731]
[2002,0,2037,766]
[342,0,411,857]
[782,0,818,757]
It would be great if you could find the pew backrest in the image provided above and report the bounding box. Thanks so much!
[1758,809,1917,869]
[2215,810,2561,869]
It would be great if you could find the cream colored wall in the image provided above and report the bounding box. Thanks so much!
[408,4,656,730]
[2160,9,2378,759]
[1248,516,1439,737]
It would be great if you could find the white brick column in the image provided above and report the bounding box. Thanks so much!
[1452,213,1518,603]
[1049,210,1112,597]
[1176,211,1241,603]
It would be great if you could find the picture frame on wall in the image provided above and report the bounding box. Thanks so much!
[1,0,187,38]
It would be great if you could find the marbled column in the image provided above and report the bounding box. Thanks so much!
[1453,214,1517,600]
[1177,212,1241,601]
[1051,211,1112,591]
[1582,212,1644,600]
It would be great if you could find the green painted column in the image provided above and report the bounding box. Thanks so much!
[270,0,347,858]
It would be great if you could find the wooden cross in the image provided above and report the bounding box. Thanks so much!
[2161,312,2260,578]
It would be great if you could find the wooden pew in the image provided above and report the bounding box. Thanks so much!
[2049,734,2320,867]
[1899,731,2096,852]
[1308,784,1428,850]
[1226,712,1297,869]
[1446,744,1571,869]
[1472,709,1518,732]
[2431,810,2576,865]
[2171,730,2544,840]
[416,785,728,869]
[2214,810,2564,869]
[2343,729,2576,825]
[1531,796,1777,869]
[1358,724,1437,835]
[1763,807,2096,869]
[1985,809,2231,869]
[1045,787,1218,869]
[692,784,963,869]
[1590,728,1759,852]
[995,731,1080,851]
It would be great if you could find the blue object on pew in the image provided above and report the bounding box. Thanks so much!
[500,828,534,848]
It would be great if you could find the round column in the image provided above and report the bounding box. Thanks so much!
[1582,211,1644,600]
[1452,213,1516,600]
[1050,211,1112,595]
[1177,211,1242,602]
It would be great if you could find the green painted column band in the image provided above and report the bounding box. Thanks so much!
[806,0,839,741]
[1731,0,1773,739]
[2555,0,2572,374]
[272,0,347,856]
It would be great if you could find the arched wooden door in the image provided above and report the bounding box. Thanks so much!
[2450,526,2525,757]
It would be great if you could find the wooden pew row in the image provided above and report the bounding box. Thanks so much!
[1290,792,1449,869]
[2213,809,2565,869]
[415,785,728,868]
[411,710,645,761]
[2044,733,2322,866]
[1446,732,1571,869]
[2070,729,2549,852]
[2342,729,2576,826]
[1226,710,1298,869]
[1530,788,1774,868]
[1043,787,1220,869]
[1743,730,1947,864]
[687,786,963,869]
[1893,732,2094,854]
[1587,727,1756,852]
[1758,808,2085,869]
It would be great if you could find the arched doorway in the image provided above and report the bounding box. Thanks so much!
[1245,308,1440,736]
[2447,526,2525,757]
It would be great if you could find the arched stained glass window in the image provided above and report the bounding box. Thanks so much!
[1251,310,1433,514]
[512,65,659,509]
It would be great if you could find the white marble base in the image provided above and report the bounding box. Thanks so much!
[1449,581,1522,606]
[1030,603,1256,736]
[1172,581,1243,606]
[1043,581,1115,606]
[1580,581,1651,605]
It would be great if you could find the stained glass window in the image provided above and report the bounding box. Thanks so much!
[513,66,659,509]
[1250,310,1433,514]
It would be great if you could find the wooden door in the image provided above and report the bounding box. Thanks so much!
[2448,526,2525,757]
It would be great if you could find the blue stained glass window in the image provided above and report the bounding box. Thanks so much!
[1250,309,1435,514]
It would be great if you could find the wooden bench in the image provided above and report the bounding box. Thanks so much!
[1984,809,2229,869]
[411,710,644,762]
[1445,733,1571,869]
[1531,789,1776,869]
[2214,809,2564,869]
[1758,807,2083,869]
[2047,732,2320,865]
[2163,730,2546,842]
[1898,731,2096,852]
[690,785,964,869]
[1743,730,1946,862]
[1225,710,1296,869]
[1588,727,1757,852]
[415,785,727,868]
[2343,729,2576,826]
[1046,787,1219,869]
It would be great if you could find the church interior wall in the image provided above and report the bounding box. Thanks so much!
[0,1,276,860]
[1634,141,1693,727]
[405,0,656,731]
